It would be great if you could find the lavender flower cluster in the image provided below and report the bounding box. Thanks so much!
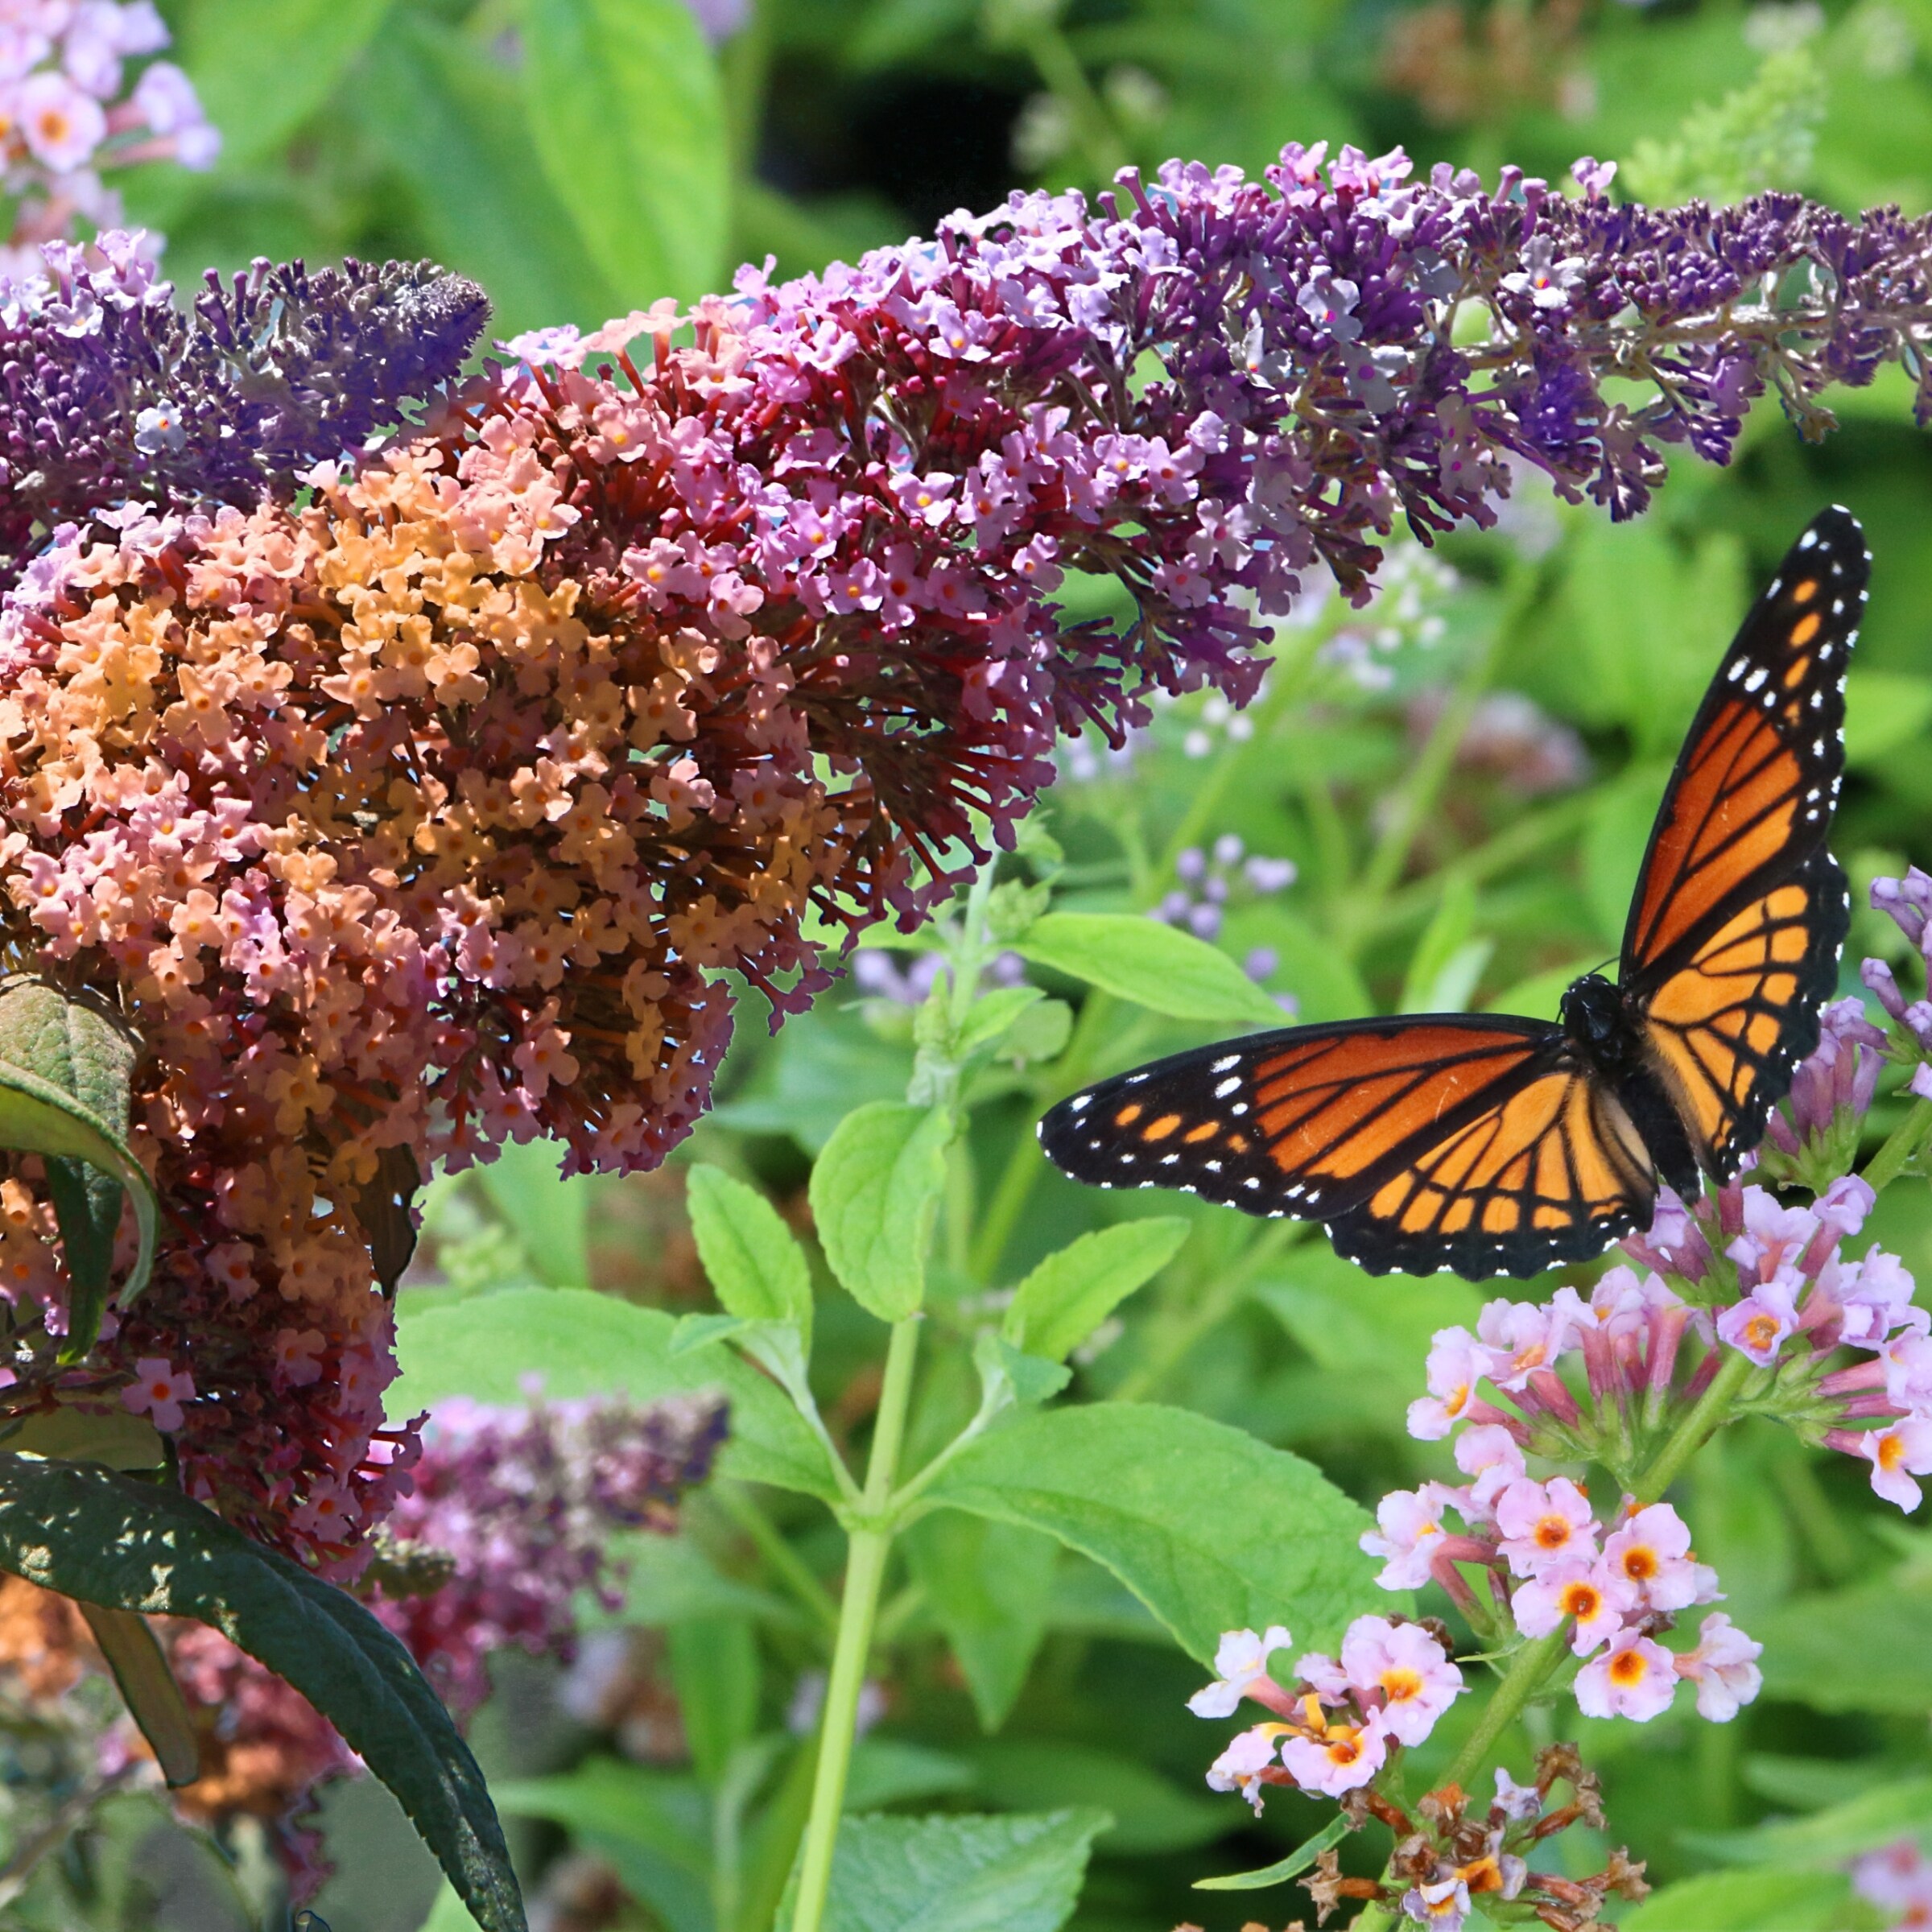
[0,236,487,585]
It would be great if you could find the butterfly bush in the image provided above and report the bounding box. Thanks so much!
[3,145,1932,1563]
[1852,1840,1932,1929]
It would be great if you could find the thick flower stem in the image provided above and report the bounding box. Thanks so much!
[788,1316,922,1932]
[1861,1096,1932,1195]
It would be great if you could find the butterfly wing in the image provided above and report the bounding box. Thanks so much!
[1038,1014,1657,1278]
[1622,506,1867,1179]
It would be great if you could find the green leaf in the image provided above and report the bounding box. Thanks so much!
[1003,1218,1189,1363]
[493,1757,709,1932]
[902,1514,1058,1731]
[1193,1812,1352,1889]
[1014,914,1288,1027]
[667,1616,758,1790]
[353,16,618,339]
[0,979,159,1344]
[521,0,729,307]
[844,1736,976,1811]
[1620,1869,1876,1930]
[1682,1776,1932,1867]
[593,1531,794,1629]
[474,1140,592,1288]
[923,1404,1383,1663]
[955,986,1047,1059]
[686,1166,814,1345]
[963,1742,1227,1855]
[75,1603,198,1787]
[3,1402,163,1471]
[1398,873,1476,1013]
[1753,1570,1932,1712]
[809,1103,951,1322]
[0,1454,523,1932]
[774,1810,1108,1932]
[175,0,392,169]
[994,998,1073,1068]
[392,1288,840,1500]
[1847,669,1932,766]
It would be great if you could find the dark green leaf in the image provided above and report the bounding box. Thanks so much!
[74,1602,199,1786]
[667,1616,758,1790]
[844,1737,975,1811]
[964,1742,1228,1855]
[775,1810,1108,1932]
[1192,1811,1352,1889]
[0,979,159,1345]
[809,1103,951,1323]
[923,1404,1384,1663]
[1014,914,1287,1027]
[392,1289,840,1500]
[522,0,729,306]
[0,1454,522,1932]
[1003,1219,1189,1363]
[2,1404,163,1471]
[902,1514,1057,1731]
[686,1166,814,1344]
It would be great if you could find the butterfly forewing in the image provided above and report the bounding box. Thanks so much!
[1624,507,1867,1179]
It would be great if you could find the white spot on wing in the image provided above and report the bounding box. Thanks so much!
[1215,1076,1241,1098]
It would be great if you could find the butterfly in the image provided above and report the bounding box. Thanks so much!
[1038,507,1868,1280]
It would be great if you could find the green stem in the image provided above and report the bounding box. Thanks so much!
[1631,1348,1754,1505]
[1862,1095,1932,1195]
[788,1316,922,1932]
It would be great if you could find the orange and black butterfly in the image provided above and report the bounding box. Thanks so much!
[1038,507,1868,1280]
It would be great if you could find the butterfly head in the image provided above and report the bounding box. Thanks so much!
[1560,971,1637,1065]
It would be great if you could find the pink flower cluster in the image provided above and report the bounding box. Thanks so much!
[1364,1416,1761,1724]
[1189,1615,1464,1806]
[0,1,215,273]
[1852,1839,1932,1930]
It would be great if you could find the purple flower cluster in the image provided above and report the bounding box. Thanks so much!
[369,1390,727,1717]
[0,233,486,588]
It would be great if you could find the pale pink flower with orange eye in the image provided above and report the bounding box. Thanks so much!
[1672,1612,1763,1721]
[1601,1502,1715,1613]
[1856,1416,1932,1511]
[122,1356,194,1432]
[1204,1724,1286,1814]
[1339,1616,1463,1746]
[1359,1481,1460,1590]
[1453,1422,1525,1520]
[1495,1475,1596,1578]
[1408,1328,1487,1439]
[14,68,104,170]
[1575,1633,1678,1721]
[1278,1707,1390,1795]
[1187,1625,1294,1718]
[1510,1558,1634,1655]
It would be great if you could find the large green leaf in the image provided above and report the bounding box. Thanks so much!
[354,16,617,338]
[775,1810,1109,1932]
[521,0,730,307]
[473,1140,592,1288]
[923,1404,1383,1663]
[902,1514,1057,1732]
[0,979,159,1347]
[1682,1776,1932,1867]
[1002,1219,1189,1364]
[1014,914,1288,1028]
[1753,1570,1932,1712]
[961,1742,1227,1856]
[0,1454,522,1932]
[686,1166,814,1345]
[391,1290,839,1500]
[808,1104,950,1323]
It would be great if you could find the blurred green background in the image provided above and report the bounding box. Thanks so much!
[48,2,1932,1929]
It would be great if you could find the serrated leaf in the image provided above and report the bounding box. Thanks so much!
[775,1809,1108,1932]
[522,0,729,307]
[0,1454,523,1931]
[1003,1219,1188,1363]
[923,1403,1385,1663]
[808,1104,952,1323]
[0,979,159,1347]
[392,1289,839,1500]
[1013,914,1286,1026]
[686,1166,814,1345]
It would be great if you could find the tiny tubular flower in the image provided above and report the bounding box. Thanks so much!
[120,1355,194,1432]
[1453,1422,1527,1520]
[1575,1634,1679,1722]
[1187,1624,1295,1718]
[1601,1502,1717,1614]
[1509,1558,1636,1655]
[1360,1482,1463,1590]
[1278,1704,1390,1796]
[1410,1327,1489,1439]
[1204,1724,1289,1814]
[1339,1616,1463,1746]
[1853,1417,1932,1512]
[1495,1475,1596,1578]
[1672,1612,1764,1722]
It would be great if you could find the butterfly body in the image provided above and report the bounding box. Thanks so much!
[1038,507,1868,1281]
